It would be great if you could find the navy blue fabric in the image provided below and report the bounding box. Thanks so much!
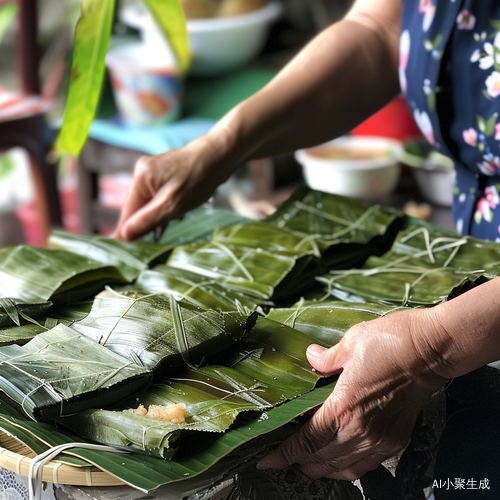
[401,0,500,241]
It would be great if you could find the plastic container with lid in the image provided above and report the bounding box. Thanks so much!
[105,42,182,126]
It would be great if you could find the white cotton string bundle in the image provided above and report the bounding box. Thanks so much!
[28,442,129,500]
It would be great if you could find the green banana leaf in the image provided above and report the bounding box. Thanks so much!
[136,264,265,313]
[0,300,52,329]
[0,3,17,47]
[58,409,181,459]
[56,0,116,156]
[0,324,151,421]
[142,0,190,74]
[267,300,406,346]
[264,185,404,267]
[56,317,321,457]
[391,225,500,272]
[0,378,337,492]
[0,245,127,311]
[213,222,326,257]
[317,225,494,306]
[166,240,317,300]
[141,206,249,246]
[0,301,94,346]
[70,288,256,373]
[0,322,46,346]
[49,230,172,282]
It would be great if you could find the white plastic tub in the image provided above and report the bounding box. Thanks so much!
[295,136,403,201]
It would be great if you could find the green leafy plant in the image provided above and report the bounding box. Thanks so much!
[56,0,190,156]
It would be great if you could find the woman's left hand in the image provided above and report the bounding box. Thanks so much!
[257,308,447,480]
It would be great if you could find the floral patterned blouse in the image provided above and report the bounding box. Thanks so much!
[401,0,500,241]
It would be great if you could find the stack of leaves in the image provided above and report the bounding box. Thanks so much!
[70,288,256,374]
[317,225,498,306]
[264,185,404,268]
[49,230,173,282]
[56,317,323,458]
[136,264,265,313]
[0,289,256,422]
[0,324,151,421]
[0,245,127,327]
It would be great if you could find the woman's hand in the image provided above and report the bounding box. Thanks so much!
[257,308,448,481]
[114,128,237,241]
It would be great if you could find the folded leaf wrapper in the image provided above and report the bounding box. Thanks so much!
[318,225,495,306]
[136,265,264,313]
[0,245,127,326]
[49,230,173,282]
[267,300,406,346]
[0,324,150,421]
[71,289,257,373]
[58,317,322,457]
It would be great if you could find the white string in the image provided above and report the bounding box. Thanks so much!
[28,442,128,500]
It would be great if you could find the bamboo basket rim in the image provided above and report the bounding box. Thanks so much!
[0,432,126,487]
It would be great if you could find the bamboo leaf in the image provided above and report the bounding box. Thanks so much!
[55,0,116,155]
[142,0,191,74]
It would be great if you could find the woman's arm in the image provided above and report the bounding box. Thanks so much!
[257,277,500,480]
[114,0,402,241]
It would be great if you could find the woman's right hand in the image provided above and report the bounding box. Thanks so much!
[114,127,237,241]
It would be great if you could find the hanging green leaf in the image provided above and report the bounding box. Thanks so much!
[142,0,191,74]
[50,230,173,282]
[55,0,116,155]
[0,3,17,47]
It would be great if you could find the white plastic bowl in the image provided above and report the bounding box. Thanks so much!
[295,136,403,201]
[120,2,283,76]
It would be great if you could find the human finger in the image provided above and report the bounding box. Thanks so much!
[306,343,344,376]
[114,156,157,240]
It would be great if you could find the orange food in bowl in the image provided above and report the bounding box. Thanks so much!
[307,146,391,161]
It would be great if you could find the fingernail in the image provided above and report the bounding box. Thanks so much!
[307,344,324,357]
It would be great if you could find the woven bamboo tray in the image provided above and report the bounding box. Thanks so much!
[0,433,125,486]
